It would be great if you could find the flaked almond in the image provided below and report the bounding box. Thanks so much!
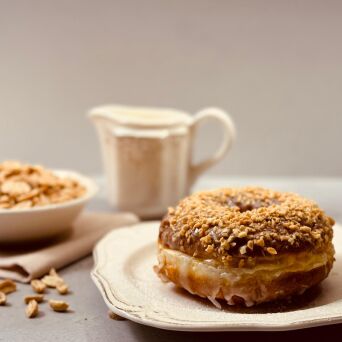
[49,299,69,312]
[0,279,16,294]
[26,299,39,318]
[0,292,6,305]
[24,294,44,304]
[13,200,32,209]
[0,161,86,209]
[255,238,265,247]
[1,180,31,196]
[31,279,46,293]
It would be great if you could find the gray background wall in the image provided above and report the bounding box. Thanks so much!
[1,0,341,177]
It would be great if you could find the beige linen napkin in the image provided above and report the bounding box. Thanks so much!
[0,211,138,282]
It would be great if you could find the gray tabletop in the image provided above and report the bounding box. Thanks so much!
[1,176,342,341]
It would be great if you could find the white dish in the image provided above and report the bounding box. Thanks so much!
[91,221,342,331]
[0,170,98,242]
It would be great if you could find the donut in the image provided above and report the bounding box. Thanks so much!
[155,187,335,307]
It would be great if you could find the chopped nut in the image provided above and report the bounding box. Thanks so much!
[313,233,321,240]
[247,240,254,250]
[162,186,334,258]
[31,279,46,293]
[300,226,312,233]
[41,275,63,288]
[49,268,59,277]
[221,240,230,250]
[239,245,247,255]
[108,311,126,320]
[205,245,214,253]
[266,247,277,255]
[0,292,6,305]
[238,231,247,238]
[26,300,39,318]
[24,294,44,304]
[49,299,69,312]
[56,283,69,295]
[0,279,16,294]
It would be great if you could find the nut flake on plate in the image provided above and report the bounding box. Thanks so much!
[0,161,86,209]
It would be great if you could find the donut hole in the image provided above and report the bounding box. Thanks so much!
[227,197,280,213]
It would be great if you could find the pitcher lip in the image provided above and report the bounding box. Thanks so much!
[88,104,192,128]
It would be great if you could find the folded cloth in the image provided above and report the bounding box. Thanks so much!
[0,211,138,282]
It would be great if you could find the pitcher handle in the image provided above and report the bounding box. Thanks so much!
[189,107,236,186]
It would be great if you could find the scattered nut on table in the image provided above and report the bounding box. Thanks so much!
[0,291,7,305]
[0,279,17,294]
[56,282,69,295]
[108,311,126,321]
[31,279,46,293]
[1,268,72,319]
[24,294,44,304]
[49,299,69,312]
[42,268,69,294]
[26,299,39,318]
[49,268,59,277]
[41,275,64,288]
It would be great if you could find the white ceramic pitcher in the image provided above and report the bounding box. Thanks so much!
[89,105,235,219]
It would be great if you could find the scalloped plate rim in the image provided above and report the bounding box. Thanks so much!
[91,222,342,331]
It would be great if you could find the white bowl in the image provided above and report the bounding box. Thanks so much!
[0,170,98,243]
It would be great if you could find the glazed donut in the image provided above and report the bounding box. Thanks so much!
[155,187,335,307]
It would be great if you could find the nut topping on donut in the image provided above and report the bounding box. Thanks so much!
[157,187,335,306]
[159,187,334,262]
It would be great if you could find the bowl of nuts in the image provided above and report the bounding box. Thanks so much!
[0,161,98,242]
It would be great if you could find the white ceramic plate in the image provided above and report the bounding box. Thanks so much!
[0,170,98,242]
[91,221,342,331]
